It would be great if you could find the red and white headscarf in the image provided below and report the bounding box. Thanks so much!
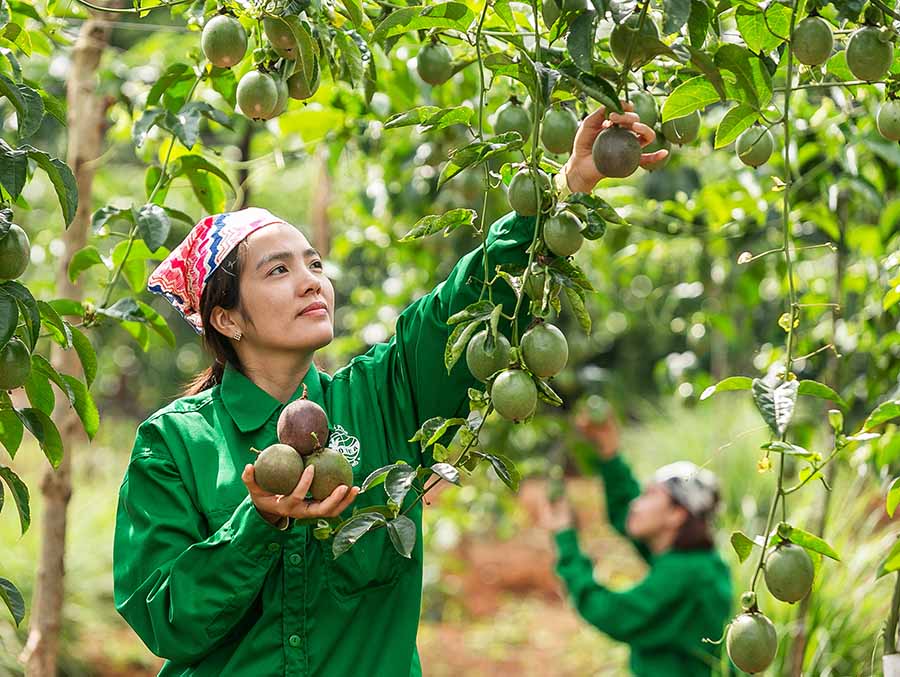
[147,207,288,334]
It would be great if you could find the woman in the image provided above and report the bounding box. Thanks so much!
[539,412,733,676]
[113,105,665,676]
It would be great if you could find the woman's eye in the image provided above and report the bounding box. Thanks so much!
[269,265,288,275]
[311,260,324,270]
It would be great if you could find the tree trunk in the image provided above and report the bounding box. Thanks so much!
[237,121,253,209]
[19,13,113,676]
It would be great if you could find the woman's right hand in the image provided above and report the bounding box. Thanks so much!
[242,463,360,523]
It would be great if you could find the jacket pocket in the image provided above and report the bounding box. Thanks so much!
[322,526,410,598]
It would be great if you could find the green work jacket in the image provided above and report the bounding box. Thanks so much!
[113,211,535,676]
[554,455,733,676]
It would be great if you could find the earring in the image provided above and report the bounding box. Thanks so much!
[232,330,242,342]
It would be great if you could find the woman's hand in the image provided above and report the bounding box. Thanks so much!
[537,491,576,532]
[242,463,360,523]
[574,411,620,461]
[562,102,669,194]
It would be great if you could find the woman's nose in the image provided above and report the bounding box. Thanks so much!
[297,266,322,295]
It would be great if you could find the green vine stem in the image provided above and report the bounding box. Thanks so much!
[400,405,493,517]
[615,0,652,96]
[97,75,202,311]
[748,0,800,593]
[71,0,194,13]
[473,0,493,304]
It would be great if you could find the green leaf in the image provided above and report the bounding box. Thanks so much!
[30,353,75,405]
[132,108,164,149]
[735,4,790,53]
[169,154,234,213]
[714,103,757,149]
[0,143,27,198]
[38,89,66,126]
[61,375,99,440]
[662,0,691,34]
[535,377,563,407]
[730,530,755,563]
[761,440,819,461]
[425,417,467,448]
[700,376,752,400]
[134,203,171,252]
[361,462,406,492]
[16,407,63,468]
[661,76,721,122]
[67,245,105,283]
[385,105,473,131]
[563,286,591,334]
[0,73,43,139]
[878,538,900,579]
[714,44,772,109]
[400,209,475,241]
[135,300,175,348]
[24,364,54,416]
[99,297,144,323]
[478,452,520,491]
[91,205,132,233]
[430,462,460,485]
[779,522,840,561]
[332,512,386,558]
[338,0,364,28]
[384,463,418,507]
[863,400,900,431]
[0,293,16,351]
[146,63,192,108]
[444,319,481,374]
[0,464,29,535]
[752,375,798,435]
[687,0,711,47]
[386,515,416,558]
[0,409,23,458]
[0,577,25,627]
[0,280,39,351]
[557,63,620,111]
[797,380,848,410]
[37,300,72,349]
[887,477,900,518]
[373,2,474,42]
[439,133,525,187]
[448,300,496,326]
[567,11,596,72]
[69,326,97,387]
[22,145,77,226]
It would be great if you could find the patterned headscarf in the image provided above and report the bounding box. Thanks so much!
[147,207,288,334]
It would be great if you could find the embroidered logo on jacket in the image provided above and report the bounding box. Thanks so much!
[329,424,360,467]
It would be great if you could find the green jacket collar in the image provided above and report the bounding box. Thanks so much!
[220,362,325,433]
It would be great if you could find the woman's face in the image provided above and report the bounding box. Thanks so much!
[625,484,686,541]
[231,222,335,353]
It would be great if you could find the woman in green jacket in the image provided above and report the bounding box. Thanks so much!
[113,105,666,676]
[540,412,733,676]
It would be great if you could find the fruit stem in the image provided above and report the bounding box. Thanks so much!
[614,0,652,96]
[776,79,890,92]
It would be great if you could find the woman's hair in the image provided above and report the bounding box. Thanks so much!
[181,241,251,396]
[670,490,719,551]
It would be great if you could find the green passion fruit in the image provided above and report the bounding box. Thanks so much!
[736,126,774,168]
[490,369,538,421]
[466,330,512,382]
[201,14,247,68]
[846,26,894,81]
[0,337,31,390]
[764,543,814,603]
[792,16,834,66]
[507,168,551,216]
[494,100,532,140]
[591,126,641,178]
[541,106,579,154]
[253,443,305,495]
[306,448,354,501]
[660,110,701,145]
[237,71,279,121]
[726,612,777,674]
[521,323,568,378]
[0,224,30,280]
[542,211,584,257]
[417,42,454,86]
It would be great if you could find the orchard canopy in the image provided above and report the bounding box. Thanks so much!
[3,0,900,674]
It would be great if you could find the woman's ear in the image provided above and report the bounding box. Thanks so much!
[209,306,242,338]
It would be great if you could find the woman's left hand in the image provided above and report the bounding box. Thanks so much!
[562,102,669,194]
[537,492,577,532]
[243,463,361,521]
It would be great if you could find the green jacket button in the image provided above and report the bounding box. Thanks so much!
[267,543,280,553]
[288,634,301,648]
[289,553,302,565]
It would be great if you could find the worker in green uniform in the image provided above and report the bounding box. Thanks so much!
[112,104,667,676]
[539,411,733,676]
